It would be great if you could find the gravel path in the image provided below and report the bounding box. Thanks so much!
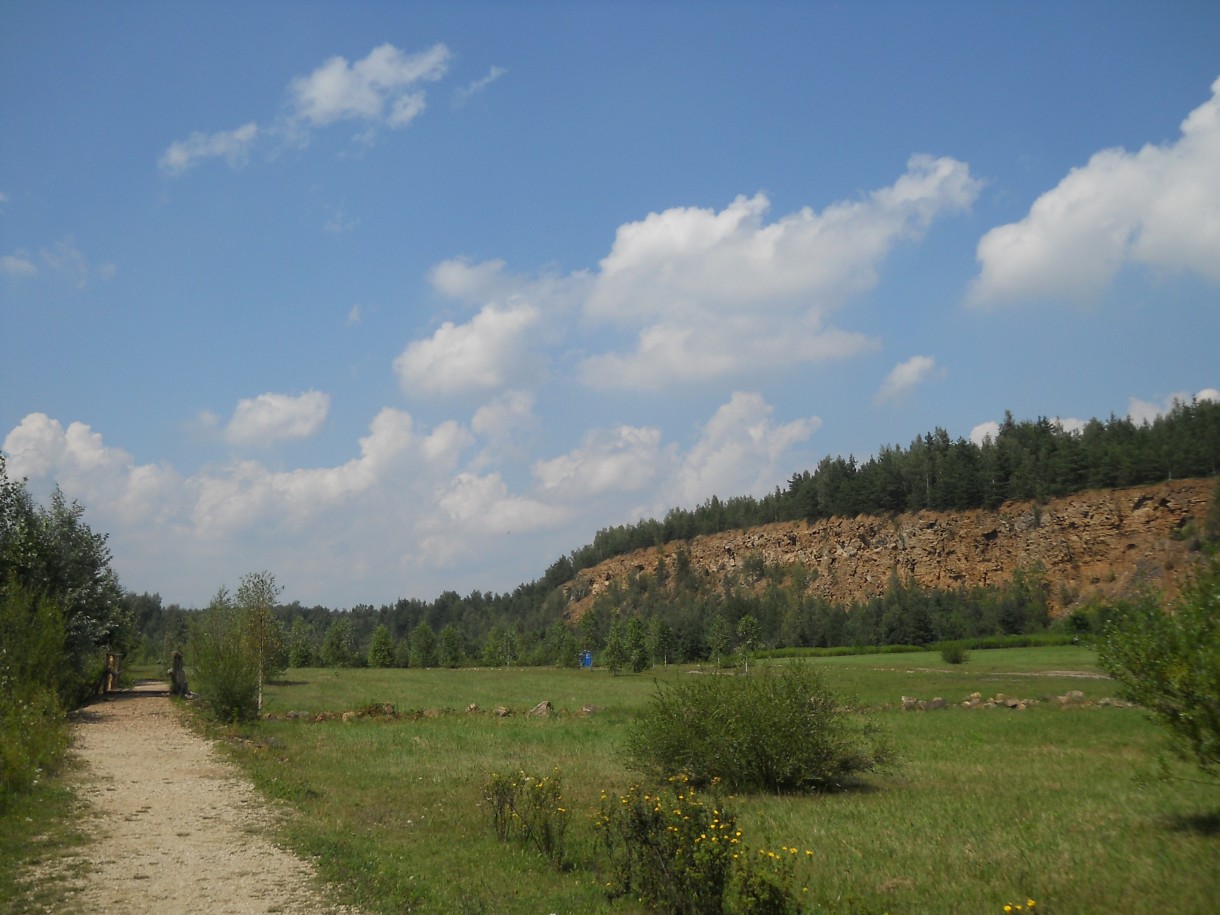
[54,681,355,914]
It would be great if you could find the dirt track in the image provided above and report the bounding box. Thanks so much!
[50,681,354,914]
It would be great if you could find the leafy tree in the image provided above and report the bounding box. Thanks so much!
[235,571,284,712]
[367,623,395,668]
[189,588,260,721]
[437,623,464,668]
[287,617,317,668]
[707,613,732,668]
[603,613,628,675]
[648,616,675,667]
[1,459,128,705]
[410,621,438,668]
[321,616,356,667]
[1098,557,1220,775]
[736,614,761,674]
[626,616,651,673]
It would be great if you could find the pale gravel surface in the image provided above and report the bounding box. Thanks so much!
[50,681,357,915]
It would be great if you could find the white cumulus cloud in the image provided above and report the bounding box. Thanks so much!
[289,42,449,128]
[394,303,544,398]
[874,355,945,405]
[669,392,820,509]
[972,76,1220,304]
[969,421,1000,446]
[1128,387,1219,425]
[534,425,669,499]
[223,391,330,447]
[579,155,980,389]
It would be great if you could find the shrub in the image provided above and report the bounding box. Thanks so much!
[482,768,568,868]
[0,587,70,811]
[1098,556,1220,774]
[188,590,259,722]
[596,776,736,913]
[940,643,969,664]
[626,664,888,793]
[595,775,805,914]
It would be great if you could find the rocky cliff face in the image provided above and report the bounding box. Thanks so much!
[564,478,1216,619]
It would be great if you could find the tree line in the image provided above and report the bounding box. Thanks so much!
[124,398,1220,675]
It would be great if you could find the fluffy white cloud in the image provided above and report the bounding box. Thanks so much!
[435,471,568,534]
[470,391,538,464]
[223,390,330,447]
[669,392,820,508]
[289,43,449,128]
[874,355,945,405]
[3,414,183,526]
[969,421,1000,446]
[427,257,511,302]
[1128,388,1219,425]
[394,303,544,397]
[534,425,669,499]
[159,122,259,176]
[579,155,979,389]
[2,388,826,607]
[972,76,1220,304]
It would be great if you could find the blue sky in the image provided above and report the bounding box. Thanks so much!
[2,1,1218,609]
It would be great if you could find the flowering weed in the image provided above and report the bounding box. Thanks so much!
[482,768,569,868]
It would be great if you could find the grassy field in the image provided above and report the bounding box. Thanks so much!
[199,648,1218,914]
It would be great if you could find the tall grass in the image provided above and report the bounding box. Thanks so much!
[201,649,1219,914]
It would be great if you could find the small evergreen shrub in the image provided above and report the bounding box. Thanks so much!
[626,664,888,793]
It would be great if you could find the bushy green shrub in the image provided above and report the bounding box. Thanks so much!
[188,591,259,722]
[940,643,969,664]
[626,664,888,793]
[1098,556,1220,773]
[0,587,71,811]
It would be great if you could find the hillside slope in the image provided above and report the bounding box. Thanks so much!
[563,478,1216,619]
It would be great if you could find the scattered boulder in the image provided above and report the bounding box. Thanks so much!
[493,705,511,718]
[467,703,480,713]
[528,701,553,718]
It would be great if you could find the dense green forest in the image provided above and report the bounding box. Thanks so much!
[127,399,1220,671]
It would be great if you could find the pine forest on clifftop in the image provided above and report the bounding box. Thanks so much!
[127,399,1220,666]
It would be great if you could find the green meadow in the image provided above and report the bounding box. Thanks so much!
[201,647,1218,914]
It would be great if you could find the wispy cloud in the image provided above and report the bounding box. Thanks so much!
[455,65,507,105]
[1,250,38,278]
[159,122,259,176]
[160,43,452,176]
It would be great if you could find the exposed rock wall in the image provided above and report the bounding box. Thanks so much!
[564,478,1215,618]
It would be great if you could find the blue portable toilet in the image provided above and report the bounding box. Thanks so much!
[581,650,593,669]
